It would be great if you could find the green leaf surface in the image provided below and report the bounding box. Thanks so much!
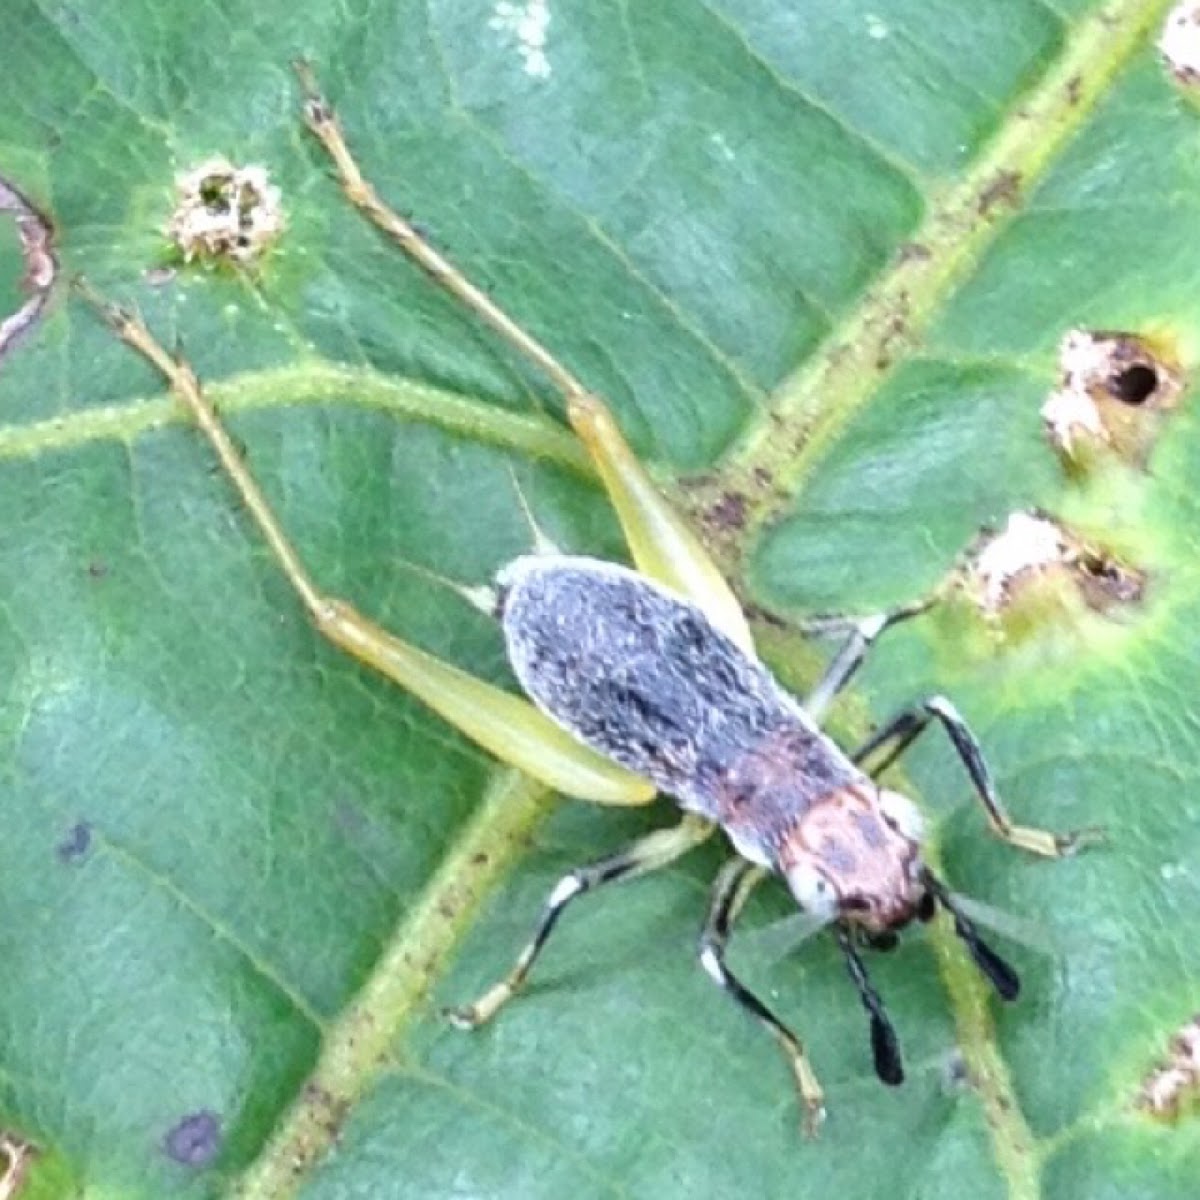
[1,1,1197,1197]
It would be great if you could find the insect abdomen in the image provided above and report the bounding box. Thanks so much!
[498,556,857,836]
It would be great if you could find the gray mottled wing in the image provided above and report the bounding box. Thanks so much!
[498,556,858,825]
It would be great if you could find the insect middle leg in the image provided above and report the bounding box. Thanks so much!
[798,599,935,723]
[852,695,1102,857]
[447,814,712,1028]
[698,857,826,1136]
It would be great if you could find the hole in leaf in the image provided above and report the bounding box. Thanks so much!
[0,175,56,364]
[167,158,284,266]
[1160,4,1200,87]
[1109,363,1159,405]
[0,1131,37,1196]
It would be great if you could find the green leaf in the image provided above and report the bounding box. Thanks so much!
[1,1,1196,1198]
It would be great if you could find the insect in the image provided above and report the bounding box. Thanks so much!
[82,64,1097,1135]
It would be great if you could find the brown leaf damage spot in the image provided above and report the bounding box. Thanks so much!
[977,170,1022,218]
[301,1082,351,1143]
[0,1132,37,1200]
[1137,1014,1200,1121]
[1161,3,1200,86]
[1042,328,1186,467]
[0,176,57,364]
[705,489,748,533]
[956,511,1145,630]
[167,158,284,265]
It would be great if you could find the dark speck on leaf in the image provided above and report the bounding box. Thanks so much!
[708,491,747,532]
[977,170,1022,217]
[896,241,932,264]
[56,822,91,865]
[942,1050,971,1091]
[164,1111,222,1167]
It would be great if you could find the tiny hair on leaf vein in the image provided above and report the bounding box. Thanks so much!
[77,61,1102,1139]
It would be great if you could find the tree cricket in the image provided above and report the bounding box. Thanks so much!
[78,62,1099,1135]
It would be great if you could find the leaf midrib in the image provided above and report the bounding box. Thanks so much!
[678,0,1177,586]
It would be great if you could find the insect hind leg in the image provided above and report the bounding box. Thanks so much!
[296,63,754,653]
[446,814,712,1028]
[698,857,826,1136]
[566,394,754,652]
[77,291,655,808]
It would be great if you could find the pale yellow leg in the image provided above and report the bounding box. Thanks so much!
[295,63,754,653]
[566,394,753,652]
[77,287,654,807]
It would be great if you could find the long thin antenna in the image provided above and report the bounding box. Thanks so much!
[923,870,1021,1001]
[834,927,904,1086]
[506,466,560,557]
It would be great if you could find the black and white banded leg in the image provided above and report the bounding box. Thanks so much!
[800,599,934,723]
[833,926,904,1085]
[852,695,1102,857]
[698,857,826,1135]
[446,814,712,1028]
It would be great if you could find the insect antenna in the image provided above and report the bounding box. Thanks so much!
[394,558,499,618]
[834,927,904,1086]
[506,465,561,557]
[923,869,1021,1001]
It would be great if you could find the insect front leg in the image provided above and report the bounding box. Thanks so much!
[698,858,826,1136]
[446,814,712,1027]
[832,927,904,1086]
[852,695,1102,857]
